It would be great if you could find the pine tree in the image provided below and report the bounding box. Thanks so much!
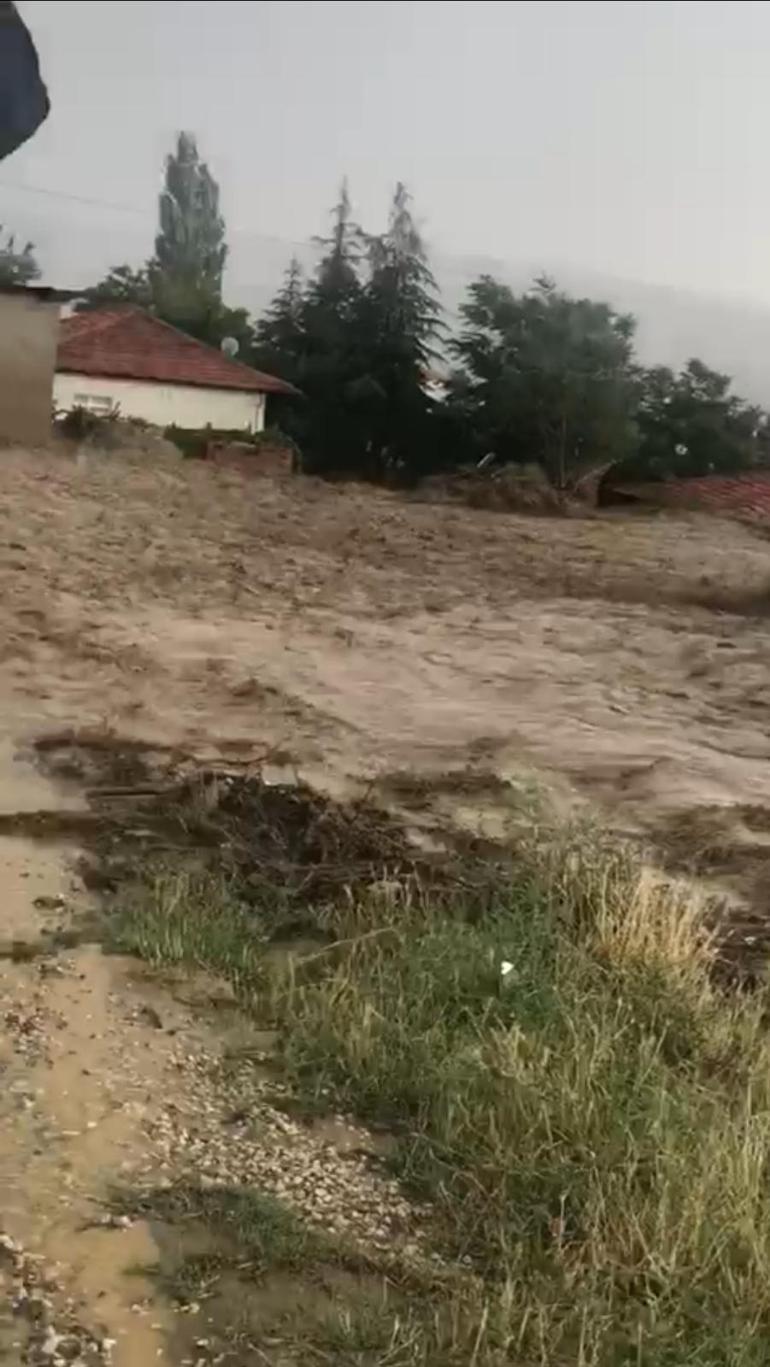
[310,178,360,309]
[296,181,366,471]
[303,179,362,362]
[252,257,305,382]
[365,183,439,358]
[356,183,441,475]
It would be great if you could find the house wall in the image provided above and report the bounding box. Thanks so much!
[0,293,61,445]
[53,372,266,433]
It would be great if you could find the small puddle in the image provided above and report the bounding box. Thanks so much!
[38,1222,165,1367]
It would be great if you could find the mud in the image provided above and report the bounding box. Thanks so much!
[0,719,444,1364]
[1,444,770,1358]
[0,446,767,900]
[0,747,175,1365]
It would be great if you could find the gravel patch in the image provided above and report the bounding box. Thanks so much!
[0,1232,115,1367]
[132,1045,441,1272]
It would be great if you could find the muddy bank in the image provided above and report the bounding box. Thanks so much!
[0,447,768,904]
[0,732,469,1366]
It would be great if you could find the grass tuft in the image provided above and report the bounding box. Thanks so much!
[275,830,770,1364]
[107,869,269,999]
[121,1183,317,1269]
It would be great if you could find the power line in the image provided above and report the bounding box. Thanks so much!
[0,173,467,263]
[0,176,321,253]
[0,176,474,265]
[0,175,472,308]
[0,178,150,216]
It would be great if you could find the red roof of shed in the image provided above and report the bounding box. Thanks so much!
[57,307,297,395]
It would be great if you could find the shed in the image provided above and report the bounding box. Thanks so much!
[55,307,297,433]
[0,284,75,445]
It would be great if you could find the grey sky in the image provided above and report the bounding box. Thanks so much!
[7,1,770,396]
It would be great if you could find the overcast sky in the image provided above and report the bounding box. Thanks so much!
[5,0,770,316]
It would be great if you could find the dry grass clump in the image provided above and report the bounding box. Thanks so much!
[418,463,573,514]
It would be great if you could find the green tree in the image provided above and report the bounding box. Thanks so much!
[78,263,152,309]
[78,260,250,354]
[622,358,766,480]
[251,256,305,384]
[0,227,40,286]
[254,181,443,478]
[450,275,638,486]
[293,180,365,471]
[204,303,254,355]
[149,131,227,341]
[355,182,441,476]
[153,131,226,297]
[310,177,361,309]
[80,131,241,348]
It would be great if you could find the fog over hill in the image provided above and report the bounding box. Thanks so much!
[14,188,770,406]
[230,235,770,408]
[12,0,770,409]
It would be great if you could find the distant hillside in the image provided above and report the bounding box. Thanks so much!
[226,234,770,406]
[18,190,770,405]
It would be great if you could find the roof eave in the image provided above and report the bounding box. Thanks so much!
[1,284,81,302]
[55,362,299,396]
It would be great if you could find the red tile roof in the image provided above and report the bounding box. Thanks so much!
[57,307,297,395]
[616,473,770,521]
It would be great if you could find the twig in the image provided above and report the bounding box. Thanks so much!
[298,925,395,964]
[469,1303,489,1366]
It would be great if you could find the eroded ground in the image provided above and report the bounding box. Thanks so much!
[1,445,769,848]
[1,443,770,1362]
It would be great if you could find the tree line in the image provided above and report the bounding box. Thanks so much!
[4,130,768,485]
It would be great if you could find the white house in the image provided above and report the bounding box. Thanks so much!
[54,306,297,432]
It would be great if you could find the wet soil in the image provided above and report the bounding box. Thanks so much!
[0,738,447,1366]
[1,446,770,1358]
[0,446,769,909]
[0,756,172,1365]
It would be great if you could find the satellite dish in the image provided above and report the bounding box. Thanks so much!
[220,336,239,358]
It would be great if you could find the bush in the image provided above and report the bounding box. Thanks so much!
[418,463,570,514]
[164,423,300,464]
[55,403,120,442]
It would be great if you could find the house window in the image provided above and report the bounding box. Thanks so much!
[73,392,114,415]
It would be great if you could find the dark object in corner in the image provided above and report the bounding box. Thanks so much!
[0,1,49,162]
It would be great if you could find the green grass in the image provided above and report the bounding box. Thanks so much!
[108,815,770,1365]
[119,1183,319,1271]
[107,868,270,998]
[115,1182,334,1311]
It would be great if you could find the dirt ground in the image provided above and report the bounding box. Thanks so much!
[1,442,770,1363]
